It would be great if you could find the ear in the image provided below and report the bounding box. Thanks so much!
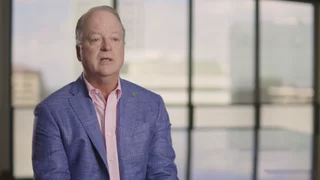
[76,45,81,61]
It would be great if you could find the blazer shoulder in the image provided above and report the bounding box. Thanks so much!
[121,78,162,102]
[35,81,75,110]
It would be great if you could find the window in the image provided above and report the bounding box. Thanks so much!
[193,0,254,105]
[12,0,113,177]
[259,1,313,180]
[260,0,313,104]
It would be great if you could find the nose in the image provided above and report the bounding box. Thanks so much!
[101,39,111,51]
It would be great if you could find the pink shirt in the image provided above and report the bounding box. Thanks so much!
[84,76,122,180]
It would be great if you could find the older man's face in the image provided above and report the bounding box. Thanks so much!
[77,10,124,79]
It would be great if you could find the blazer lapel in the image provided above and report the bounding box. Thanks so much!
[117,79,143,177]
[69,75,109,170]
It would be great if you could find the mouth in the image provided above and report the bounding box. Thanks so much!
[100,57,113,62]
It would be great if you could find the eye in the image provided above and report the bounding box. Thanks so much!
[88,34,103,46]
[112,37,120,41]
[90,38,99,42]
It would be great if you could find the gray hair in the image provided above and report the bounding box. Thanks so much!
[75,5,126,45]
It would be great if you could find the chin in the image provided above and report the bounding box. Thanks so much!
[97,71,119,78]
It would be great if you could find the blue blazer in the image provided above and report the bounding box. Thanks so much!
[32,75,178,180]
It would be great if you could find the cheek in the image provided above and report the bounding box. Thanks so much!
[116,46,125,59]
[81,51,99,69]
[82,48,99,60]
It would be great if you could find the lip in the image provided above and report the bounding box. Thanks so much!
[100,57,113,61]
[99,57,113,65]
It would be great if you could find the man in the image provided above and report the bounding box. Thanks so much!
[32,5,178,180]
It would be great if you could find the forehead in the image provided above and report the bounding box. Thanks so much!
[82,10,122,33]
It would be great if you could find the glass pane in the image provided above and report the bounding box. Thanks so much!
[192,106,254,180]
[260,105,312,180]
[166,105,187,180]
[12,0,112,178]
[193,0,254,105]
[118,0,188,105]
[13,108,34,178]
[260,1,313,103]
[167,106,187,180]
[172,130,187,180]
[167,106,188,128]
[195,106,254,128]
[192,130,253,180]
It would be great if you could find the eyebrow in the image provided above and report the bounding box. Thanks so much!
[86,31,121,36]
[111,31,122,36]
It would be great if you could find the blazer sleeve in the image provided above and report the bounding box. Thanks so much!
[146,96,179,180]
[32,104,71,180]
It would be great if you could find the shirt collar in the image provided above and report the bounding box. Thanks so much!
[83,73,122,100]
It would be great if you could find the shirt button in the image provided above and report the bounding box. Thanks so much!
[109,158,113,162]
[95,89,99,93]
[107,133,112,137]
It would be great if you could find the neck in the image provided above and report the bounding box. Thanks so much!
[84,72,119,99]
